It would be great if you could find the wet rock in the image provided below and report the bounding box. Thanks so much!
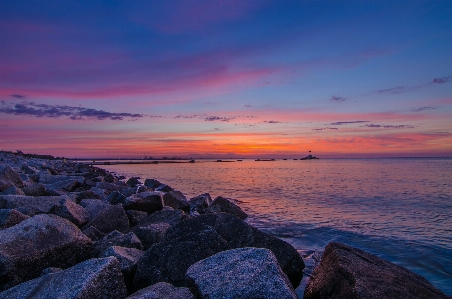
[107,190,127,205]
[136,209,185,227]
[82,204,129,235]
[0,185,25,195]
[79,198,110,219]
[0,209,30,229]
[303,242,449,299]
[126,282,194,299]
[207,196,248,219]
[0,257,127,299]
[186,248,297,299]
[0,214,92,290]
[22,183,47,196]
[0,166,24,188]
[124,192,164,214]
[144,178,162,189]
[136,185,147,193]
[0,195,67,216]
[126,177,141,187]
[189,193,212,214]
[82,226,106,241]
[131,223,172,250]
[126,210,148,227]
[92,230,143,257]
[163,191,190,212]
[49,198,90,227]
[155,184,173,192]
[133,223,228,289]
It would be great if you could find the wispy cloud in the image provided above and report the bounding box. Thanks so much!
[329,121,369,125]
[11,94,27,99]
[374,76,451,95]
[364,124,414,129]
[0,101,144,121]
[330,96,346,102]
[411,106,436,112]
[205,116,235,122]
[432,77,451,84]
[244,104,252,107]
[262,120,282,124]
[313,127,338,131]
[376,87,405,94]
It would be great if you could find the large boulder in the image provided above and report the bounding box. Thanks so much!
[92,230,143,258]
[106,191,127,205]
[49,198,90,227]
[126,282,194,299]
[40,174,84,192]
[303,242,449,299]
[163,191,190,212]
[0,209,29,229]
[79,199,110,219]
[0,214,92,290]
[186,248,297,299]
[82,204,129,235]
[136,209,185,227]
[0,179,13,192]
[133,223,229,289]
[124,192,164,214]
[22,183,47,196]
[126,177,141,187]
[189,193,212,214]
[131,223,172,250]
[0,195,68,216]
[0,186,25,196]
[144,179,162,189]
[0,257,127,299]
[126,210,148,227]
[207,196,248,219]
[0,166,24,188]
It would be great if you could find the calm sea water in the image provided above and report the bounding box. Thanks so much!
[102,158,452,297]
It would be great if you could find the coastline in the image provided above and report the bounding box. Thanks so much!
[0,151,450,299]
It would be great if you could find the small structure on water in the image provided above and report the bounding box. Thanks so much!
[300,151,319,160]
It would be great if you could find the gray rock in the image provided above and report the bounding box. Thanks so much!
[124,192,164,214]
[21,164,38,175]
[133,223,228,289]
[126,282,194,299]
[131,223,172,250]
[82,226,106,241]
[0,257,127,299]
[95,182,128,191]
[40,267,62,276]
[137,209,185,227]
[0,185,25,195]
[107,191,127,205]
[126,177,141,187]
[0,195,67,216]
[92,230,143,257]
[126,210,148,227]
[155,184,173,192]
[40,174,84,192]
[207,196,248,219]
[22,183,47,196]
[82,204,130,235]
[0,166,24,188]
[136,185,148,193]
[163,191,190,212]
[0,214,92,290]
[143,179,162,189]
[0,179,13,192]
[79,198,110,218]
[86,186,109,199]
[189,193,212,214]
[303,242,449,299]
[75,190,102,202]
[0,209,30,229]
[186,248,297,299]
[49,198,91,227]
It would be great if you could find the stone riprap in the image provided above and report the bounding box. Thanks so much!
[0,151,448,299]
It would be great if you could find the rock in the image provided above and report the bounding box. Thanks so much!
[101,246,144,293]
[131,223,172,250]
[107,191,127,205]
[49,198,90,227]
[0,179,13,192]
[75,190,101,202]
[137,209,185,227]
[0,166,24,188]
[79,198,111,218]
[126,282,194,299]
[95,182,128,191]
[82,226,106,241]
[84,178,96,187]
[85,186,109,199]
[21,164,38,175]
[186,248,297,299]
[207,196,248,219]
[104,173,117,183]
[22,183,47,196]
[92,230,143,257]
[40,267,62,276]
[155,184,173,192]
[123,192,164,214]
[166,213,304,288]
[144,178,162,189]
[126,177,141,187]
[0,209,30,229]
[133,223,229,289]
[163,191,190,212]
[303,242,449,299]
[82,204,130,235]
[0,195,68,216]
[0,214,92,290]
[189,193,212,214]
[0,185,25,195]
[136,185,147,193]
[40,174,84,192]
[126,210,148,227]
[0,257,127,299]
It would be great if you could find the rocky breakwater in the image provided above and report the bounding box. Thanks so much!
[0,151,449,299]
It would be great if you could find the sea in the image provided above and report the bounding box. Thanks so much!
[101,158,452,297]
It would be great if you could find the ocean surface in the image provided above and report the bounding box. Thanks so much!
[101,158,452,297]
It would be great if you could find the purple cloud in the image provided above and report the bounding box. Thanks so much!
[364,124,414,129]
[11,94,27,99]
[313,127,338,131]
[411,106,436,112]
[376,86,405,94]
[330,96,346,102]
[0,101,143,121]
[432,77,451,84]
[205,116,234,122]
[329,121,369,125]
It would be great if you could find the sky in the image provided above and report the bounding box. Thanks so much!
[1,0,451,159]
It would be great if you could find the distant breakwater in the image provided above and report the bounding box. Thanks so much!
[0,151,449,299]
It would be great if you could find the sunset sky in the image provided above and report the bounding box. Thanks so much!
[1,0,451,158]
